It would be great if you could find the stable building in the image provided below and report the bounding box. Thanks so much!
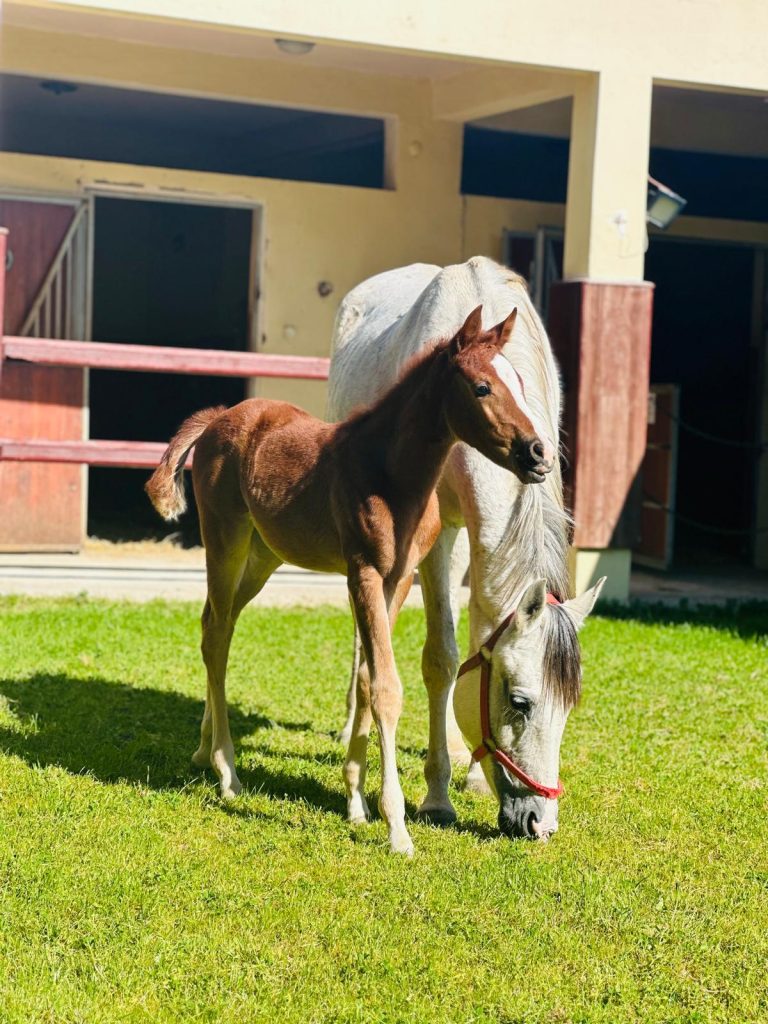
[1,0,767,599]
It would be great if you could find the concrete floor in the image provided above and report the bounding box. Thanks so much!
[0,542,433,607]
[0,542,766,606]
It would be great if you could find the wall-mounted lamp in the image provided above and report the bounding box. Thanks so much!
[40,80,78,96]
[647,175,687,229]
[275,38,316,56]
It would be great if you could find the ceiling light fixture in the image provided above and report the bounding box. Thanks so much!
[40,80,78,96]
[275,38,316,56]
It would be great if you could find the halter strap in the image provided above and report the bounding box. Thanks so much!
[457,592,564,801]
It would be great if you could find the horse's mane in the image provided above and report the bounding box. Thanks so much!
[543,603,582,708]
[453,261,578,704]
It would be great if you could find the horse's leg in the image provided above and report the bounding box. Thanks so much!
[444,526,472,767]
[436,527,491,795]
[343,573,413,826]
[346,563,412,855]
[337,615,361,747]
[198,510,263,800]
[413,525,467,825]
[193,530,282,770]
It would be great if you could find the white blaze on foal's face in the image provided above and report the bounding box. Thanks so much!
[491,354,555,466]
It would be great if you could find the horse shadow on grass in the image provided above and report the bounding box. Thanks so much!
[0,672,502,839]
[0,672,346,818]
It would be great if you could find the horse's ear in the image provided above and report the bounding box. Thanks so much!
[490,308,517,351]
[563,576,606,630]
[451,305,484,354]
[514,578,548,634]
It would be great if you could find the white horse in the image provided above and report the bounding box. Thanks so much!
[328,256,604,839]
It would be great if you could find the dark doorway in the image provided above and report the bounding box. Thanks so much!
[644,240,760,565]
[88,196,254,542]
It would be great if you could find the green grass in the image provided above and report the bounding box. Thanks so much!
[0,595,767,1024]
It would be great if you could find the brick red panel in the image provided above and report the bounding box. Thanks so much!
[549,280,654,549]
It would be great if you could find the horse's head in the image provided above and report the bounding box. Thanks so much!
[444,305,555,485]
[453,576,605,840]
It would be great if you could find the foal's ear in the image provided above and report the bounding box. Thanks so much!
[490,308,518,351]
[451,305,484,354]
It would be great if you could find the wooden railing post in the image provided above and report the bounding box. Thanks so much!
[0,227,8,385]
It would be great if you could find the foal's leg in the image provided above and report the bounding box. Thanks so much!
[192,530,281,770]
[337,619,361,748]
[198,513,280,800]
[346,564,413,855]
[416,526,472,825]
[344,573,413,827]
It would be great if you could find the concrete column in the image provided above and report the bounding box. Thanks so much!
[564,71,653,281]
[555,71,654,601]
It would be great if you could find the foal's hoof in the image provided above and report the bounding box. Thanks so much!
[464,762,492,796]
[347,793,371,825]
[336,726,353,748]
[390,835,415,857]
[219,779,242,802]
[415,806,457,828]
[191,748,211,768]
[448,746,473,769]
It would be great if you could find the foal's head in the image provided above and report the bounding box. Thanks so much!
[444,306,555,484]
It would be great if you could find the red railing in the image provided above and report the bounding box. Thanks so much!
[0,227,330,468]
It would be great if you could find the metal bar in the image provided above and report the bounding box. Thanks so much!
[2,336,330,380]
[54,262,63,339]
[64,248,73,340]
[0,438,178,468]
[19,205,87,336]
[43,293,51,338]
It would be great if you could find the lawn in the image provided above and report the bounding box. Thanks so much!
[0,595,766,1024]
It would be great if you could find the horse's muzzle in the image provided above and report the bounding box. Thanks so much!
[515,437,554,484]
[498,793,558,840]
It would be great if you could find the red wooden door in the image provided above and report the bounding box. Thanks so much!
[634,384,679,569]
[0,199,86,550]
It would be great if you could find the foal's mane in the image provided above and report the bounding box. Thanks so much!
[338,337,455,434]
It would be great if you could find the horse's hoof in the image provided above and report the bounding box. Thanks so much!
[464,763,492,796]
[347,794,371,824]
[336,727,353,747]
[415,806,457,828]
[390,836,415,857]
[191,749,211,768]
[220,780,242,801]
[448,746,472,768]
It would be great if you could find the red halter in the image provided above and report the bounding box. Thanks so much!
[456,592,564,801]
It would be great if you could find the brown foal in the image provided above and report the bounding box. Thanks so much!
[146,305,553,854]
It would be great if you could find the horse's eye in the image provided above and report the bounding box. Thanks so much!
[474,383,491,398]
[510,694,532,715]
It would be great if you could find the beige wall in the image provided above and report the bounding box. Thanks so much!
[0,149,465,417]
[23,0,768,94]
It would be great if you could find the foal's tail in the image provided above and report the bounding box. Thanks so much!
[145,406,225,521]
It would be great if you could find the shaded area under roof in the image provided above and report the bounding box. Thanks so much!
[0,73,385,188]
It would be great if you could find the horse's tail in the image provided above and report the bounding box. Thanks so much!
[145,406,225,521]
